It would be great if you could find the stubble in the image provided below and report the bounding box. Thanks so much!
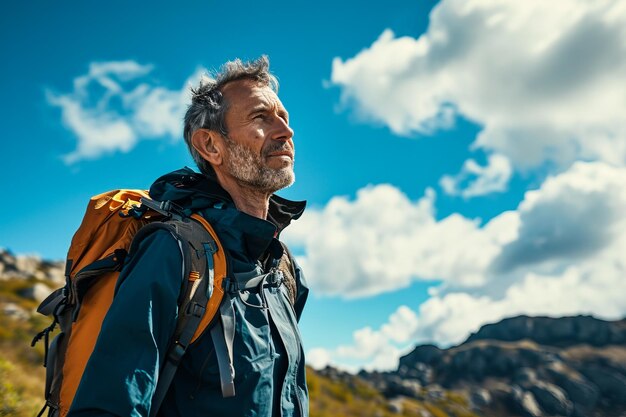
[224,138,295,193]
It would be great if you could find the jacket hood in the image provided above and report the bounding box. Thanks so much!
[149,167,306,234]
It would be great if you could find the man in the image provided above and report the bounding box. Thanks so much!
[68,56,309,417]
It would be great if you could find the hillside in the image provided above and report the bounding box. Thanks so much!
[357,315,626,417]
[1,248,625,417]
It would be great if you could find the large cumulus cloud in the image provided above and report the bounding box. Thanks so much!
[331,0,626,195]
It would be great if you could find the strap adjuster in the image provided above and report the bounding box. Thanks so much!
[168,342,186,366]
[187,302,206,318]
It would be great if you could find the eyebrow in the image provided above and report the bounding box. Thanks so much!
[249,105,289,120]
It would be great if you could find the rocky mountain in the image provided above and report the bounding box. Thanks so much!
[350,315,626,417]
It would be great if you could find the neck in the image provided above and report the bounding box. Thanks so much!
[215,171,272,219]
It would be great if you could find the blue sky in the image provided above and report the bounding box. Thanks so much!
[3,0,626,371]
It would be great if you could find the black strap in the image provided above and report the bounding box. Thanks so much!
[148,216,219,417]
[210,294,236,397]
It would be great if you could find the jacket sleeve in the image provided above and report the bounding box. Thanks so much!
[67,230,183,417]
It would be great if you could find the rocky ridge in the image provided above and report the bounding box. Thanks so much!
[333,315,626,417]
[0,248,64,285]
[0,248,64,322]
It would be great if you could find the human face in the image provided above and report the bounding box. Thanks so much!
[220,79,295,192]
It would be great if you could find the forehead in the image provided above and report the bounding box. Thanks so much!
[221,79,283,113]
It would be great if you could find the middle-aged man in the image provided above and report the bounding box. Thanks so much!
[68,56,309,417]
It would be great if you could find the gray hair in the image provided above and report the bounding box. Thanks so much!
[183,55,279,177]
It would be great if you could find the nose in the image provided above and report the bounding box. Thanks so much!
[271,116,294,142]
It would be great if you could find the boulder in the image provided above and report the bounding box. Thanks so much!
[383,376,421,398]
[514,367,538,387]
[510,386,543,417]
[18,283,51,302]
[398,362,434,385]
[387,399,403,414]
[580,365,626,404]
[2,302,29,321]
[425,385,445,401]
[15,255,41,276]
[470,388,492,409]
[530,381,573,416]
[546,363,599,410]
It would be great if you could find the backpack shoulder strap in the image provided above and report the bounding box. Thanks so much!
[148,213,229,417]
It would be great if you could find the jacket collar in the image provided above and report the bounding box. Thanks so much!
[149,167,306,259]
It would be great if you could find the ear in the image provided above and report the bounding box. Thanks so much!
[191,129,223,167]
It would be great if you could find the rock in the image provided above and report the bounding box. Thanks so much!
[465,315,626,347]
[580,365,626,404]
[383,377,422,398]
[546,363,599,410]
[15,255,41,275]
[399,344,442,367]
[40,260,65,285]
[47,267,65,285]
[18,283,52,302]
[530,381,573,416]
[491,352,518,375]
[514,367,538,387]
[398,362,434,385]
[425,385,444,401]
[510,386,544,417]
[2,302,29,320]
[387,399,403,414]
[467,354,487,380]
[470,388,492,409]
[0,248,65,283]
[0,249,20,279]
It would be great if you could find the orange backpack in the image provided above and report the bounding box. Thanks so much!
[33,190,233,417]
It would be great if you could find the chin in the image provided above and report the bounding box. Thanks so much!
[271,169,295,191]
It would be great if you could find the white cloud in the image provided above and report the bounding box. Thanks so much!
[308,305,419,372]
[331,0,626,195]
[440,153,512,198]
[491,161,626,274]
[285,185,517,298]
[47,60,202,163]
[306,348,332,370]
[381,305,419,344]
[296,162,626,371]
[415,253,626,347]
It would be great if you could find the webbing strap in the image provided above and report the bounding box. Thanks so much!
[149,219,217,417]
[210,293,236,397]
[149,300,205,417]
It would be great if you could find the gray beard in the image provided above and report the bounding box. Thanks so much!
[224,138,295,193]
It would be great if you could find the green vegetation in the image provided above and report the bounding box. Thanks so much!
[307,370,483,417]
[0,278,50,417]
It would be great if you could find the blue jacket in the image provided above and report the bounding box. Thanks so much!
[68,168,309,417]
